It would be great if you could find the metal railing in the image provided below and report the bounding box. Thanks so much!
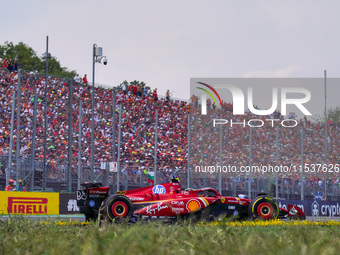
[0,70,339,201]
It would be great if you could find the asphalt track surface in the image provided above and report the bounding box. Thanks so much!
[1,215,339,222]
[0,214,86,222]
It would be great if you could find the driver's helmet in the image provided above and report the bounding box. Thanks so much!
[171,176,180,183]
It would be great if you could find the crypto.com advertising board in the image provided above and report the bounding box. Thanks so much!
[190,78,339,176]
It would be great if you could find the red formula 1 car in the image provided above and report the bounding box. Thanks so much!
[76,178,305,223]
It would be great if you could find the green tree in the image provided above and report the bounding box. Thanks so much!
[312,106,340,124]
[327,107,340,123]
[0,41,76,78]
[118,80,149,91]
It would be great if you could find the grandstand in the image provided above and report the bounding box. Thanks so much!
[0,68,339,200]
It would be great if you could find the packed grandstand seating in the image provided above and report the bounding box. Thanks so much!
[0,68,339,195]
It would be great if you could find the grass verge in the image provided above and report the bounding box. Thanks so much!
[1,217,340,255]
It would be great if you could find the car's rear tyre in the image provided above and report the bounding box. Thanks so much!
[100,194,134,223]
[250,195,279,220]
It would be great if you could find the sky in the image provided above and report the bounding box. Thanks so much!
[191,78,339,119]
[2,0,340,102]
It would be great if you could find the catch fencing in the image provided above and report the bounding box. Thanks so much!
[1,156,340,201]
[0,70,339,201]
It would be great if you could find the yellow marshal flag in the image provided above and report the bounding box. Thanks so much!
[0,191,59,215]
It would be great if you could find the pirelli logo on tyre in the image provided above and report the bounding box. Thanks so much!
[0,191,59,215]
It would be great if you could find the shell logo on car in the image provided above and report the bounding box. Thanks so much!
[186,199,201,212]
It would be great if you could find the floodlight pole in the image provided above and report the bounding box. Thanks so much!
[301,126,304,200]
[91,44,107,182]
[91,44,96,182]
[187,113,190,188]
[7,90,16,186]
[275,126,279,200]
[116,105,122,191]
[78,100,82,190]
[218,124,222,194]
[324,70,327,196]
[67,79,73,192]
[43,35,49,191]
[248,127,252,198]
[154,110,158,185]
[16,69,21,190]
[112,88,117,189]
[31,94,38,191]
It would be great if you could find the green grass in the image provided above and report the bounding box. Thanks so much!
[1,217,340,255]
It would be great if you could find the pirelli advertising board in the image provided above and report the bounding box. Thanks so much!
[0,191,59,215]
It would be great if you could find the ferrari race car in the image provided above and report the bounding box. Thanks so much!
[76,178,305,223]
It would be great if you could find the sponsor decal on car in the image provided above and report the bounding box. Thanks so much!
[186,199,201,212]
[289,206,298,215]
[221,198,225,203]
[89,190,108,194]
[76,190,87,200]
[235,197,246,205]
[89,200,95,207]
[152,185,166,194]
[278,202,304,213]
[88,194,101,198]
[171,201,185,206]
[172,207,185,214]
[228,200,238,203]
[146,202,168,215]
[130,197,145,201]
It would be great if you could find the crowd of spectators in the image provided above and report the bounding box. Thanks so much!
[0,66,339,196]
[0,68,189,183]
[189,95,340,194]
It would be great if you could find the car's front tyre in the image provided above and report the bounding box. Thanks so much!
[249,195,279,220]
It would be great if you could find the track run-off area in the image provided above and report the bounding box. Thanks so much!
[1,215,340,223]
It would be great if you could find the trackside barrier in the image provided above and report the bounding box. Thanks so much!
[0,191,59,215]
[2,191,339,217]
[58,192,340,217]
[277,200,340,217]
[0,192,80,215]
[59,193,79,214]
